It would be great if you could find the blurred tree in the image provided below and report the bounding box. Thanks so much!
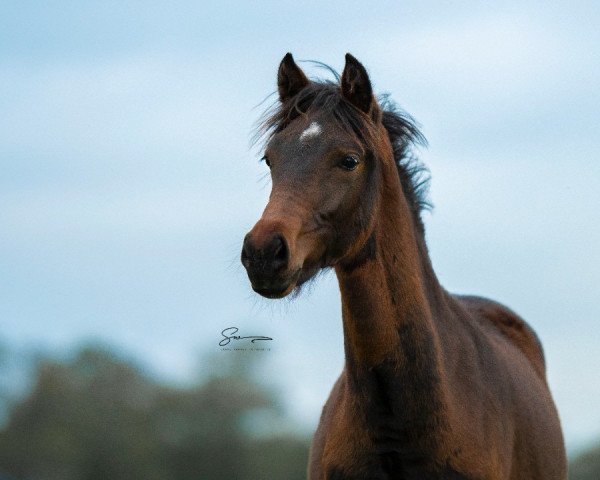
[245,436,311,480]
[0,345,310,480]
[569,442,600,480]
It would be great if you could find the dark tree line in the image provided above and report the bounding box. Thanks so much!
[0,346,309,480]
[570,442,600,480]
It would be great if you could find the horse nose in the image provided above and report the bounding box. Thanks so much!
[241,233,289,275]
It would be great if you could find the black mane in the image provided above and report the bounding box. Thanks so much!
[256,79,431,234]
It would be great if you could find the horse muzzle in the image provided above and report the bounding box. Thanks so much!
[241,227,301,298]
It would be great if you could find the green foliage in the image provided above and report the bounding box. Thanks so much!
[0,346,310,480]
[569,442,600,480]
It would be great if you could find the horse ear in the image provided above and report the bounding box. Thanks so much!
[341,53,374,114]
[278,53,309,102]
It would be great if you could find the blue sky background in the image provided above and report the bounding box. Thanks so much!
[1,1,599,453]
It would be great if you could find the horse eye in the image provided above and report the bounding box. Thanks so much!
[262,156,271,168]
[339,155,360,171]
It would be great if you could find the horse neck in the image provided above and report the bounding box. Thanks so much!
[334,152,448,381]
[333,154,454,458]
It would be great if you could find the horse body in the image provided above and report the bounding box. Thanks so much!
[242,53,566,479]
[309,275,564,479]
[308,162,564,479]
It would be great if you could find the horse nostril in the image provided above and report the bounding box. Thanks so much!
[271,235,288,267]
[241,235,254,269]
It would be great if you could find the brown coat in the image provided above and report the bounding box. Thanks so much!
[242,53,567,479]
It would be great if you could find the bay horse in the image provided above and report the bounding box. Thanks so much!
[241,53,567,479]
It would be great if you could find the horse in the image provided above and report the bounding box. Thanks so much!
[241,53,567,479]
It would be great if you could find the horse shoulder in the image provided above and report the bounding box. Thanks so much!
[454,294,546,378]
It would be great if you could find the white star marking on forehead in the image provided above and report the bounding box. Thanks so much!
[299,122,322,142]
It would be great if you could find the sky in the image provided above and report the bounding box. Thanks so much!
[1,1,599,454]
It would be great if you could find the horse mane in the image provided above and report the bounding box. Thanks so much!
[255,77,431,235]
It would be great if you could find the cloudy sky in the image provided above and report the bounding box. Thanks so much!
[1,1,599,453]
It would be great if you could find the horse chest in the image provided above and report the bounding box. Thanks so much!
[312,378,472,480]
[315,400,388,479]
[318,417,471,480]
